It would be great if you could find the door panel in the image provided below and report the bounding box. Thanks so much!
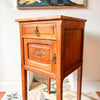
[24,39,56,72]
[28,44,50,63]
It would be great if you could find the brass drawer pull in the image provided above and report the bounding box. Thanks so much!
[52,53,56,64]
[35,26,39,36]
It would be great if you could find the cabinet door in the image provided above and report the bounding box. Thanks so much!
[24,39,56,72]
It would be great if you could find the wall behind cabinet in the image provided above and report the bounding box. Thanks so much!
[0,0,100,92]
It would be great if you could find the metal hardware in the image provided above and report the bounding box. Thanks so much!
[52,53,56,64]
[35,26,39,36]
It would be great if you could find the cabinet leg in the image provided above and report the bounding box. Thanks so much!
[21,69,27,100]
[77,66,82,100]
[47,78,51,94]
[56,79,63,100]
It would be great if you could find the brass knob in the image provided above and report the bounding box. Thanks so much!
[35,26,39,36]
[52,53,56,64]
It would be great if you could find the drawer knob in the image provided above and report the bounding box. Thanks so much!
[52,53,56,64]
[35,26,39,36]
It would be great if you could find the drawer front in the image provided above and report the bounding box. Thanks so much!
[22,22,56,40]
[24,39,56,72]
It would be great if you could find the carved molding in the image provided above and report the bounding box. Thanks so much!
[33,49,46,58]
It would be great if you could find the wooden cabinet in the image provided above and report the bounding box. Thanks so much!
[16,15,86,100]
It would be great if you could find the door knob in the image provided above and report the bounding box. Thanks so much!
[35,26,39,36]
[52,53,56,64]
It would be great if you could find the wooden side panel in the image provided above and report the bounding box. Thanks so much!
[63,29,82,73]
[64,20,85,29]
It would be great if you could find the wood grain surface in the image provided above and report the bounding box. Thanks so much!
[15,15,87,22]
[0,92,5,100]
[97,92,100,97]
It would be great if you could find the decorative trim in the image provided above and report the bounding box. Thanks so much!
[17,0,86,9]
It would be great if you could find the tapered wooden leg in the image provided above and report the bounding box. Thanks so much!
[21,68,27,100]
[47,78,51,94]
[77,66,82,100]
[56,78,63,100]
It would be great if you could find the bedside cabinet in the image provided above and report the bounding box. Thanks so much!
[15,15,87,100]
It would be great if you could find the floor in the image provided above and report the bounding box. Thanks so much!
[1,79,100,100]
[29,78,100,100]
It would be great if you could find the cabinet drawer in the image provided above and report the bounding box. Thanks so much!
[22,22,56,40]
[24,39,56,72]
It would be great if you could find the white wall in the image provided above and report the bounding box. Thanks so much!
[0,0,100,92]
